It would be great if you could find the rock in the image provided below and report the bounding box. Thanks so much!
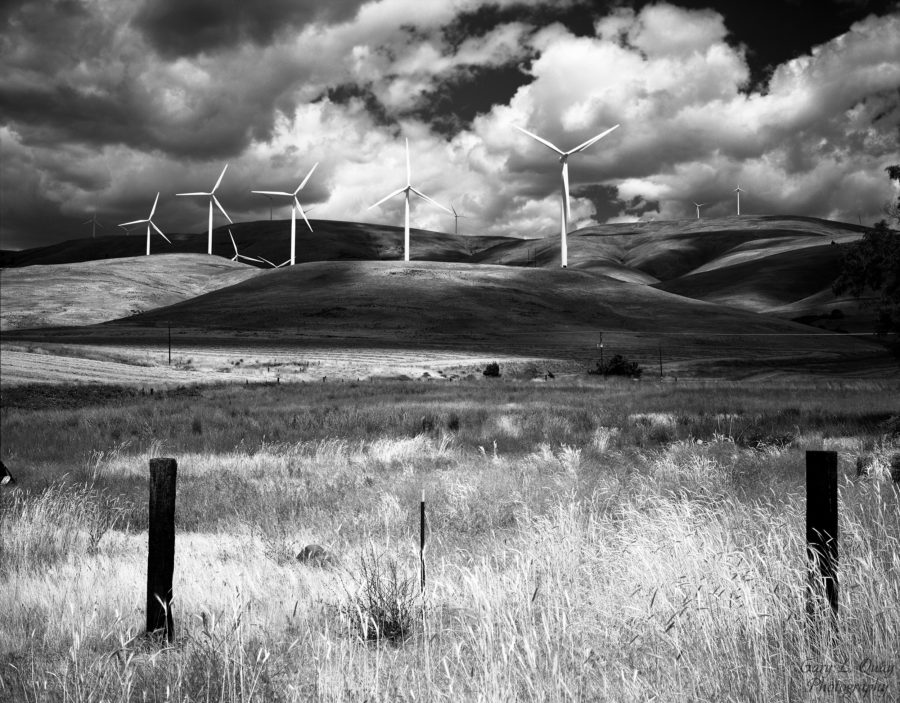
[296,544,337,567]
[0,460,15,486]
[856,454,876,478]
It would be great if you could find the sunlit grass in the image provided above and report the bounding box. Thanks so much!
[1,380,898,701]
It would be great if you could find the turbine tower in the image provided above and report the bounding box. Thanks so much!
[251,162,317,266]
[449,202,468,235]
[692,202,705,219]
[734,185,744,216]
[514,123,619,268]
[119,193,170,256]
[369,139,451,262]
[82,213,104,238]
[176,164,232,255]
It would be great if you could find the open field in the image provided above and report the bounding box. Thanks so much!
[2,379,899,701]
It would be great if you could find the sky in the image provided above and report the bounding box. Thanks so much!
[1,0,899,250]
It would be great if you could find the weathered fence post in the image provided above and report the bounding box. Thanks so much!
[420,490,426,594]
[147,457,177,641]
[806,450,838,625]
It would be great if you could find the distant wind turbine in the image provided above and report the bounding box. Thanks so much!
[734,185,744,216]
[119,193,170,256]
[692,202,705,219]
[449,202,468,235]
[251,162,317,266]
[514,123,619,268]
[228,230,262,264]
[368,139,451,262]
[176,164,232,255]
[82,213,104,238]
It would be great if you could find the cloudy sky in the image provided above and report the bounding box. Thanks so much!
[1,0,899,250]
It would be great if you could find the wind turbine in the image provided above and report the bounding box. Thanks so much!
[734,185,744,216]
[119,193,170,256]
[514,123,619,268]
[251,162,317,266]
[228,229,262,264]
[692,202,705,219]
[368,139,451,262]
[449,202,468,235]
[176,164,232,255]
[82,213,104,238]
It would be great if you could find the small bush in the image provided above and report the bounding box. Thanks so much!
[588,354,643,378]
[342,548,418,643]
[483,362,500,377]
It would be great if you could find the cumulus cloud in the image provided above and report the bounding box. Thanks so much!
[1,0,898,249]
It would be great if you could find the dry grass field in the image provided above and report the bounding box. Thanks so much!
[2,379,899,702]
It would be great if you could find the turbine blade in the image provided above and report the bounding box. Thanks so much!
[295,197,313,231]
[149,192,160,218]
[514,125,563,155]
[406,139,411,185]
[151,221,166,238]
[277,259,290,268]
[259,256,278,268]
[229,229,238,256]
[212,163,228,193]
[81,218,93,224]
[160,232,172,244]
[119,219,147,227]
[295,162,319,193]
[251,190,291,196]
[238,255,263,263]
[95,220,104,229]
[567,124,620,155]
[410,186,452,214]
[176,192,210,197]
[369,187,406,209]
[213,195,233,223]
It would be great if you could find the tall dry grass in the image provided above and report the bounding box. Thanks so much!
[1,380,899,701]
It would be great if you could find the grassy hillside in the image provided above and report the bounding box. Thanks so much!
[0,255,260,331]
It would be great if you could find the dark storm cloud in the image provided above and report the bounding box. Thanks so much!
[318,83,395,127]
[133,0,365,58]
[410,63,534,137]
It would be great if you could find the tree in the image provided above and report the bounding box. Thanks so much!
[832,165,900,354]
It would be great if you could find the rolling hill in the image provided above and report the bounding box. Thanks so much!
[0,254,260,331]
[2,214,890,378]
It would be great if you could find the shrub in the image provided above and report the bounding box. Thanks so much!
[588,354,643,378]
[342,548,419,643]
[482,362,500,377]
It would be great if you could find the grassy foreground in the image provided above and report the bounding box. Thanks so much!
[2,378,899,702]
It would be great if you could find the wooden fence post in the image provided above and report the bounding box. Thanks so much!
[806,450,838,625]
[147,457,177,641]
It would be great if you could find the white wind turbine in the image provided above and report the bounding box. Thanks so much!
[692,202,705,219]
[176,164,232,255]
[119,193,170,256]
[82,213,104,238]
[228,229,262,264]
[251,162,317,267]
[449,202,468,235]
[514,123,619,268]
[368,139,451,262]
[734,185,744,216]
